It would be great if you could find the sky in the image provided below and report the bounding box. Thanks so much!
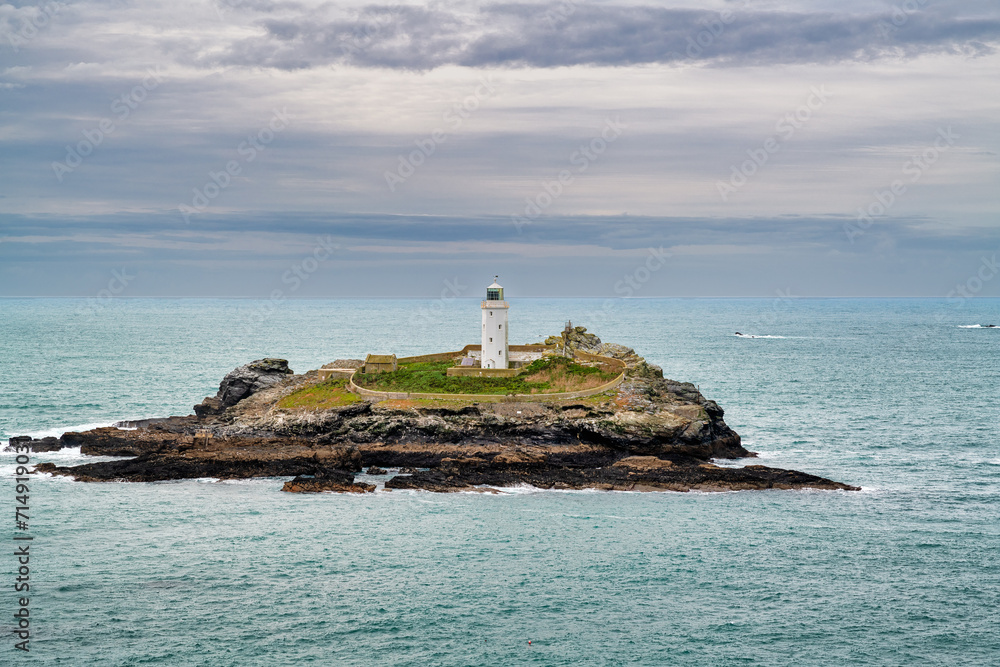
[0,0,998,298]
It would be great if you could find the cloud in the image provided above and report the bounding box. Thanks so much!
[3,210,995,254]
[3,211,998,296]
[203,4,1000,71]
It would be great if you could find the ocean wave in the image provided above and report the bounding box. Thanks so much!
[217,477,294,485]
[17,445,84,461]
[458,484,605,495]
[151,477,221,485]
[9,421,127,440]
[0,445,134,478]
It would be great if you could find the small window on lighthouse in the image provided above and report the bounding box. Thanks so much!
[489,311,493,316]
[489,337,493,342]
[498,324,502,329]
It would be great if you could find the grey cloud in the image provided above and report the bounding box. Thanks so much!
[3,212,997,297]
[206,4,1000,70]
[3,211,995,253]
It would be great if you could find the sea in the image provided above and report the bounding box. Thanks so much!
[1,297,998,666]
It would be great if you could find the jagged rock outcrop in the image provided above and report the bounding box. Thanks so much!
[596,342,664,379]
[36,438,362,482]
[541,329,666,380]
[385,456,857,493]
[194,358,294,417]
[218,374,747,462]
[5,435,63,452]
[282,470,374,493]
[545,324,602,352]
[25,329,858,493]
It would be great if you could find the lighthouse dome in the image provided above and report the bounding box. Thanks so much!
[486,276,504,301]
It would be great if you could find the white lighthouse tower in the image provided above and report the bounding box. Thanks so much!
[481,276,509,369]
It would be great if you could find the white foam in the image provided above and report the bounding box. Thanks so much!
[958,324,999,329]
[0,445,134,480]
[734,334,787,339]
[738,450,778,460]
[151,478,220,485]
[9,421,128,441]
[469,484,624,496]
[217,477,293,485]
[20,445,84,462]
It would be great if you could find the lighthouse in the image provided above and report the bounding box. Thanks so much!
[481,277,509,369]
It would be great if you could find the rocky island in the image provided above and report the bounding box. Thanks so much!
[18,325,858,494]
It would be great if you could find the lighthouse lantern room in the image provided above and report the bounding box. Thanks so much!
[481,276,509,369]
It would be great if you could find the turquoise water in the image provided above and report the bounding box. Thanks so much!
[1,298,999,665]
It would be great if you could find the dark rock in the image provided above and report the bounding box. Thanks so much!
[282,469,375,493]
[195,358,294,416]
[39,448,361,483]
[385,469,467,492]
[62,427,176,457]
[4,436,65,453]
[629,361,664,379]
[544,324,602,352]
[194,397,224,418]
[366,466,388,475]
[31,437,63,452]
[387,455,860,493]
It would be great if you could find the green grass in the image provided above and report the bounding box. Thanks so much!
[399,360,454,372]
[355,356,619,395]
[277,378,362,410]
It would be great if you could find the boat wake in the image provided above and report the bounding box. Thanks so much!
[734,332,787,339]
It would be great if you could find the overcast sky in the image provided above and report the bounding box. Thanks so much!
[1,0,998,297]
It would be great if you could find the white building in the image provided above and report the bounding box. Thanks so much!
[481,277,509,369]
